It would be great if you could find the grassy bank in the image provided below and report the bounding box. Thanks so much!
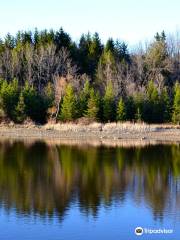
[0,122,180,143]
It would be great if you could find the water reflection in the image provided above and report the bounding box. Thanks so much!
[0,140,179,222]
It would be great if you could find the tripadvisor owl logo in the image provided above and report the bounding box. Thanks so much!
[135,227,144,236]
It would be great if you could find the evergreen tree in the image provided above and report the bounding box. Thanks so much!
[78,80,91,117]
[88,32,103,77]
[60,84,77,121]
[135,107,142,122]
[86,88,100,120]
[172,82,180,124]
[134,93,144,122]
[0,79,19,120]
[34,28,40,46]
[105,38,115,53]
[117,98,126,121]
[78,33,92,75]
[4,33,15,49]
[15,92,26,123]
[103,81,115,121]
[78,32,103,77]
[22,82,48,123]
[55,28,71,51]
[144,80,160,123]
[126,96,136,121]
[160,87,171,122]
[114,41,130,63]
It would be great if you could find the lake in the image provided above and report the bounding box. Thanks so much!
[0,140,179,240]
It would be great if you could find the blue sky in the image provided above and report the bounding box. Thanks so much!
[0,0,180,44]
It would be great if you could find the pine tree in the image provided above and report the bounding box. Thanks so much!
[134,93,144,122]
[126,96,136,121]
[172,82,180,124]
[103,81,115,122]
[135,107,142,122]
[88,33,103,76]
[78,80,90,117]
[160,87,171,122]
[117,98,126,121]
[105,38,115,53]
[86,88,100,120]
[0,79,19,121]
[22,82,48,123]
[144,80,160,123]
[15,92,26,123]
[60,84,77,121]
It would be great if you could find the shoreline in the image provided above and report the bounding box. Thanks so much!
[0,122,180,146]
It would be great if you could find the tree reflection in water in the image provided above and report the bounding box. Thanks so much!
[0,140,179,222]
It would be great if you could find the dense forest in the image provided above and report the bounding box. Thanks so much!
[0,28,180,124]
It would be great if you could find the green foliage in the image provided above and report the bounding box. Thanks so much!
[103,81,115,121]
[44,82,54,108]
[143,81,171,123]
[15,92,26,123]
[126,96,136,121]
[159,87,171,122]
[78,80,91,117]
[114,41,130,63]
[105,38,115,53]
[117,98,126,121]
[60,84,77,121]
[143,81,161,123]
[55,28,71,51]
[134,93,144,122]
[78,33,103,77]
[172,82,180,124]
[135,108,142,122]
[86,88,100,120]
[22,82,48,123]
[0,79,19,121]
[155,31,166,42]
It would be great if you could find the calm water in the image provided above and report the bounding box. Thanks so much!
[0,140,179,240]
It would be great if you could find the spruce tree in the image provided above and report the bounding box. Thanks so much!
[0,79,19,121]
[144,80,160,123]
[135,107,142,122]
[172,82,180,124]
[22,82,48,123]
[134,93,144,122]
[60,84,77,121]
[126,96,136,121]
[86,88,100,120]
[117,98,126,121]
[103,81,115,122]
[15,92,26,123]
[78,80,90,117]
[160,87,171,122]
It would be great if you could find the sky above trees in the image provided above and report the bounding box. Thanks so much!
[0,0,180,44]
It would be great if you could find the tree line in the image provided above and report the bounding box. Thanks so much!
[0,28,179,124]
